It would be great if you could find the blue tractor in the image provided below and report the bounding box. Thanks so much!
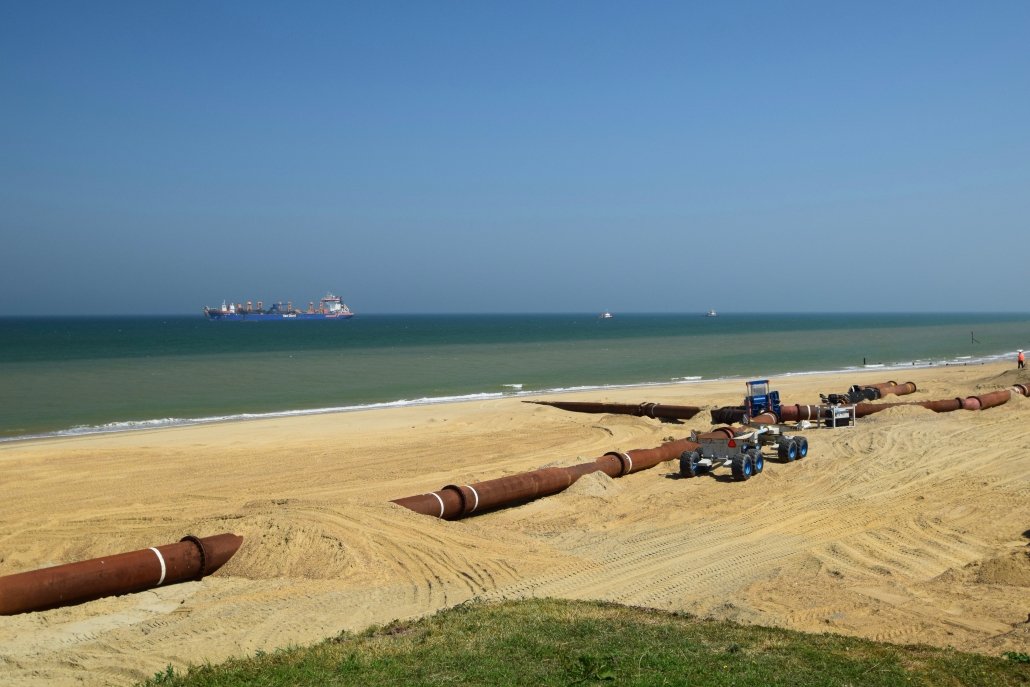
[742,379,811,461]
[744,379,781,421]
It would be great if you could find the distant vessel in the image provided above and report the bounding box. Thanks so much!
[204,293,354,321]
[600,311,614,319]
[705,309,718,317]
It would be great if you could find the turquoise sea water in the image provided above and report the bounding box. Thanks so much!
[1,313,1028,441]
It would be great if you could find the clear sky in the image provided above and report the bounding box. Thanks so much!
[2,1,1028,315]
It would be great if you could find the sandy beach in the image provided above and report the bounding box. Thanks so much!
[1,362,1028,685]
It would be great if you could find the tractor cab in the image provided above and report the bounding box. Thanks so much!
[745,379,781,419]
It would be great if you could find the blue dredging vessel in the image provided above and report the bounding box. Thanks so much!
[204,293,354,321]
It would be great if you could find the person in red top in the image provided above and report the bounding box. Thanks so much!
[1019,349,1025,369]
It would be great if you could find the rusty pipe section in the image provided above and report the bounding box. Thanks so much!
[851,397,964,417]
[710,406,746,424]
[392,435,710,520]
[858,380,917,398]
[697,427,736,439]
[852,399,950,417]
[0,533,243,615]
[524,400,702,421]
[856,384,1028,416]
[778,404,824,422]
[868,381,917,397]
[862,380,897,396]
[961,388,1018,411]
[783,383,1022,420]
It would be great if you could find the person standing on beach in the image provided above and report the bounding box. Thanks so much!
[1019,349,1025,369]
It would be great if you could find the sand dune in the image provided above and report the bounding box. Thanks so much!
[1,363,1028,685]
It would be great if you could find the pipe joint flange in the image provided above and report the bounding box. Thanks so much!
[440,484,481,518]
[180,534,209,579]
[604,451,634,476]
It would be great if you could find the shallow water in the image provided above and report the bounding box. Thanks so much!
[1,312,1026,440]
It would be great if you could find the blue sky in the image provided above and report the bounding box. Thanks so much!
[2,1,1028,314]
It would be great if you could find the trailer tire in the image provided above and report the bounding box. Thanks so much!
[731,453,753,481]
[778,440,798,462]
[750,449,764,474]
[795,437,809,458]
[752,449,764,473]
[679,450,703,478]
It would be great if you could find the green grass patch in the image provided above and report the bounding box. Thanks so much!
[139,598,1029,686]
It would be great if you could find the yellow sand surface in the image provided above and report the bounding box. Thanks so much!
[1,363,1028,684]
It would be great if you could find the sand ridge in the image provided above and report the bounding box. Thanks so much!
[1,363,1028,685]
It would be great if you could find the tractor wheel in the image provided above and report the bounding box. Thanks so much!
[750,449,764,474]
[731,453,753,481]
[778,439,798,462]
[795,436,809,458]
[679,450,702,478]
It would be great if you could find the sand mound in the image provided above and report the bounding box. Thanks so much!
[564,470,622,499]
[973,549,1030,586]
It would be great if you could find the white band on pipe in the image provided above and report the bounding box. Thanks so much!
[150,547,167,586]
[429,492,446,518]
[611,451,632,474]
[466,485,480,512]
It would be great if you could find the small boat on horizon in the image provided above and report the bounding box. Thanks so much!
[599,311,614,319]
[705,309,717,317]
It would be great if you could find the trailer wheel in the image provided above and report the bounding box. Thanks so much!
[731,453,753,481]
[750,449,764,474]
[679,450,703,478]
[778,440,798,462]
[795,437,809,458]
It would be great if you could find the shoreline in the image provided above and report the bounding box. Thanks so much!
[0,350,1012,445]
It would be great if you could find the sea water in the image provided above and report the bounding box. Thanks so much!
[1,313,1027,441]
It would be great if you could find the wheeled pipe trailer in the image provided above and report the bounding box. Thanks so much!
[679,426,809,481]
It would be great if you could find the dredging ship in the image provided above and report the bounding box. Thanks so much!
[203,293,354,321]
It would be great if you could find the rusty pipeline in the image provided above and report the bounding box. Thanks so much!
[854,398,963,416]
[0,533,243,616]
[855,381,917,399]
[860,381,896,399]
[962,389,1014,411]
[901,386,1023,414]
[920,398,966,413]
[876,381,917,397]
[778,404,824,422]
[856,389,1021,416]
[524,400,702,421]
[392,436,703,520]
[710,406,746,424]
[696,427,736,440]
[853,402,896,417]
[961,397,981,411]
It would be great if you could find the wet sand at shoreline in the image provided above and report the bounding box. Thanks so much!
[1,362,1028,685]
